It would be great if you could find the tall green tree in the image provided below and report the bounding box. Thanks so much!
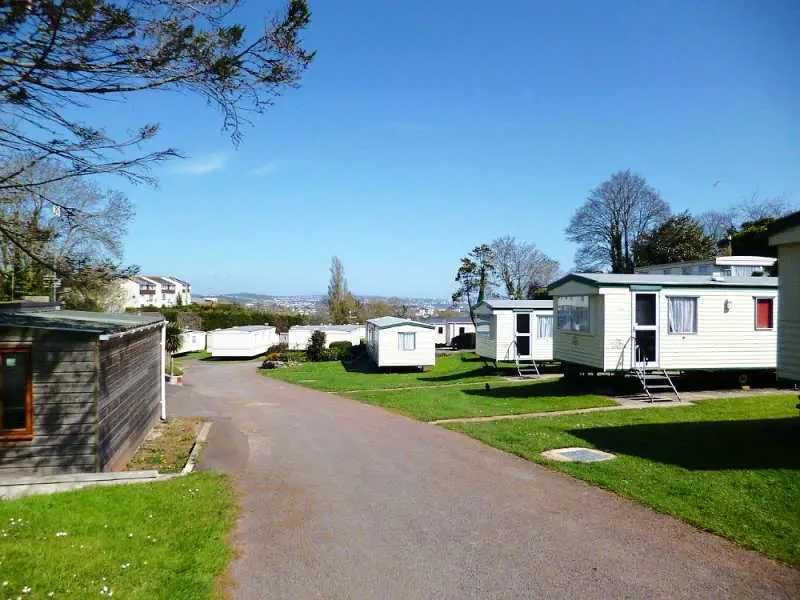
[566,170,670,273]
[452,244,495,325]
[326,256,359,324]
[634,214,717,266]
[730,218,778,260]
[165,322,183,377]
[0,0,314,264]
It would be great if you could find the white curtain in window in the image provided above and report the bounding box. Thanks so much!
[398,332,416,351]
[668,297,697,333]
[537,315,553,338]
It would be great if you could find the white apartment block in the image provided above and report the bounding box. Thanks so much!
[120,276,192,309]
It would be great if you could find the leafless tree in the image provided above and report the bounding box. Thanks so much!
[566,170,670,273]
[698,193,794,242]
[491,235,560,298]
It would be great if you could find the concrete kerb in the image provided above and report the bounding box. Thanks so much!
[0,421,214,500]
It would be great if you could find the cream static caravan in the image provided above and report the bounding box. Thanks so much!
[548,273,778,374]
[365,317,435,368]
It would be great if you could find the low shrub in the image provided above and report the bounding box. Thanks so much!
[451,332,476,350]
[307,331,327,362]
[328,341,353,361]
[267,343,288,354]
[347,342,366,360]
[265,352,281,361]
[278,350,306,363]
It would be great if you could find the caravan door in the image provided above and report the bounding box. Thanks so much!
[515,313,531,359]
[633,293,658,368]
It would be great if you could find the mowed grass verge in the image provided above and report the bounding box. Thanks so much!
[444,395,800,565]
[259,352,519,392]
[346,379,616,422]
[0,473,236,599]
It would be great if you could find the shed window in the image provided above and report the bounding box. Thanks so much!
[698,264,711,275]
[755,298,774,330]
[0,347,32,440]
[537,315,553,338]
[398,332,416,351]
[667,297,698,334]
[557,296,590,332]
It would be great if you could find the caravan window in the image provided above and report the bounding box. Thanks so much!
[557,296,590,332]
[398,332,416,351]
[667,297,698,334]
[755,298,774,330]
[537,315,553,338]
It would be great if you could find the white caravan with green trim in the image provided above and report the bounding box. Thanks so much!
[548,273,778,375]
[365,317,435,368]
[473,299,554,364]
[769,210,800,384]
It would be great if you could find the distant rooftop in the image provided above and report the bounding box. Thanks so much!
[424,315,473,324]
[477,299,553,310]
[367,316,435,329]
[289,324,364,332]
[231,325,274,332]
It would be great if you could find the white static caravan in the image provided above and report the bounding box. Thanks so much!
[286,324,366,350]
[206,325,278,358]
[426,316,475,346]
[770,211,800,383]
[365,317,435,368]
[548,273,778,374]
[177,330,206,354]
[473,300,554,363]
[634,255,777,277]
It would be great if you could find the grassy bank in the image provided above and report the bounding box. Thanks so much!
[445,395,800,565]
[260,352,520,392]
[347,379,615,421]
[0,473,236,599]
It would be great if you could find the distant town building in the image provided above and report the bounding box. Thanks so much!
[120,276,192,309]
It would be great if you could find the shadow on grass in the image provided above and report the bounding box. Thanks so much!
[569,418,800,470]
[462,380,588,399]
[419,367,498,383]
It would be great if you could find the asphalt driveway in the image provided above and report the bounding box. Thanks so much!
[168,360,799,599]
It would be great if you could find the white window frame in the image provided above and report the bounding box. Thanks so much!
[398,332,416,351]
[666,296,698,335]
[536,314,553,338]
[557,296,591,333]
[753,297,774,331]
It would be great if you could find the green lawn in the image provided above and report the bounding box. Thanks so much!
[259,352,519,392]
[0,473,236,599]
[347,379,616,421]
[444,395,800,565]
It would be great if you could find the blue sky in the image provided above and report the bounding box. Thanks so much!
[109,0,799,297]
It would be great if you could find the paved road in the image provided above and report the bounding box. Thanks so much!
[168,360,800,600]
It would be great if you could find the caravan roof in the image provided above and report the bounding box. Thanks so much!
[549,273,778,291]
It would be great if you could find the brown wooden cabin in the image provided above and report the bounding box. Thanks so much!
[0,304,166,475]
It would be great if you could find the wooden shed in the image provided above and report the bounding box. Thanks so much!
[548,273,778,376]
[365,317,435,368]
[0,304,166,476]
[769,211,800,383]
[286,324,365,350]
[473,299,553,364]
[206,325,277,358]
